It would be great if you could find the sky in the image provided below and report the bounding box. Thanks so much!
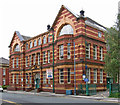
[0,0,119,59]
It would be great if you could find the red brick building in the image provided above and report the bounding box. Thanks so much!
[0,57,9,86]
[8,5,107,93]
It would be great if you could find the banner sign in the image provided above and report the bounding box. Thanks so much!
[46,69,53,79]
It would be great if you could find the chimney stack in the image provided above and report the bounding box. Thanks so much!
[80,10,85,17]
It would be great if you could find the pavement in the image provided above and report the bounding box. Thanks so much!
[3,90,120,103]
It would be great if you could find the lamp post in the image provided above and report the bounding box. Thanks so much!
[47,25,55,93]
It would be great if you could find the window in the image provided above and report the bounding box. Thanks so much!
[86,68,91,83]
[59,69,64,84]
[67,43,71,59]
[37,53,40,65]
[3,69,6,76]
[29,73,32,84]
[48,51,50,63]
[43,51,46,64]
[48,78,50,84]
[59,45,64,60]
[26,43,28,50]
[86,43,90,59]
[94,69,97,83]
[38,38,41,45]
[98,32,102,38]
[12,58,14,68]
[30,42,32,48]
[3,79,5,85]
[26,73,28,84]
[16,57,19,68]
[93,45,97,60]
[48,35,50,43]
[12,74,14,84]
[34,40,37,47]
[100,69,103,83]
[43,36,46,44]
[67,68,71,83]
[100,47,103,61]
[59,25,73,36]
[29,55,31,66]
[43,71,46,84]
[14,44,20,52]
[33,55,36,65]
[25,56,28,67]
[16,74,19,84]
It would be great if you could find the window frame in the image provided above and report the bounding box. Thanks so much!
[93,69,97,83]
[67,43,71,59]
[37,53,40,65]
[43,71,46,84]
[12,58,14,68]
[43,36,46,44]
[48,50,50,63]
[16,57,19,68]
[43,51,46,64]
[34,40,37,47]
[25,56,28,67]
[100,69,103,83]
[3,69,6,76]
[59,69,64,84]
[100,47,103,61]
[30,42,32,48]
[38,38,41,45]
[86,68,91,83]
[67,68,71,84]
[59,45,64,60]
[93,45,97,60]
[86,43,90,59]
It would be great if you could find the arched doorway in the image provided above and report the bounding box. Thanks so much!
[34,73,40,89]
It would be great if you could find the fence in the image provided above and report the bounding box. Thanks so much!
[109,83,120,95]
[78,84,97,96]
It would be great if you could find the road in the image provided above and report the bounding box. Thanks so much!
[0,92,118,105]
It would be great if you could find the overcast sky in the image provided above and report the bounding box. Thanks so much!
[0,0,119,59]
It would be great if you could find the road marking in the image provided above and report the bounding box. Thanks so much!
[0,99,22,105]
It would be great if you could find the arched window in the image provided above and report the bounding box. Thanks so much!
[48,35,50,43]
[43,36,46,44]
[38,38,41,45]
[26,43,28,50]
[59,24,73,36]
[34,40,36,47]
[30,42,32,48]
[14,44,20,52]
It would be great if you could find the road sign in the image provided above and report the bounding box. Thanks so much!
[84,78,89,82]
[46,69,53,79]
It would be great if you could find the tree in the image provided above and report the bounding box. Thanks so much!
[104,14,120,81]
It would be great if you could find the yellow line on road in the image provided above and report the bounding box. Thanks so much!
[0,99,22,105]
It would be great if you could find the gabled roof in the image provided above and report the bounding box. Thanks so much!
[0,57,9,64]
[9,31,31,47]
[51,5,79,28]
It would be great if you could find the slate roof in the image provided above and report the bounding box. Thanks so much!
[15,31,31,41]
[0,57,9,64]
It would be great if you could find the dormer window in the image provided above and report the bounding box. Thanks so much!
[59,24,73,36]
[14,44,20,52]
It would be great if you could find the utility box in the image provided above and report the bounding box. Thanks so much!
[66,90,72,95]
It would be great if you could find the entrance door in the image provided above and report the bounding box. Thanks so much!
[35,78,40,89]
[107,78,113,89]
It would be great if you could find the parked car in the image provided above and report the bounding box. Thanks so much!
[0,86,3,92]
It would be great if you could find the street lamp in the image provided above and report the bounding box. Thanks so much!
[47,25,55,93]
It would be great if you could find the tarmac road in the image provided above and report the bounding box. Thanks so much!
[0,92,118,105]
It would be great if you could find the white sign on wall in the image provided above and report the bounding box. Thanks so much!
[46,69,53,79]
